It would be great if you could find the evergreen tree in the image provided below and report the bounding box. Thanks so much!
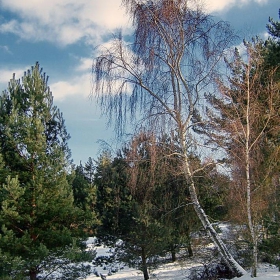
[266,9,280,39]
[71,162,97,212]
[94,151,133,241]
[84,157,95,185]
[265,9,280,77]
[0,63,96,280]
[94,147,165,280]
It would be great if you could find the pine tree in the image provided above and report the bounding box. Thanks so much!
[0,63,96,280]
[265,9,280,78]
[94,151,133,240]
[71,163,97,212]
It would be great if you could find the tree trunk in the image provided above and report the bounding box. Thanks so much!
[170,244,177,262]
[182,154,247,277]
[29,268,37,280]
[245,84,257,278]
[141,246,149,280]
[187,239,193,257]
[251,239,258,277]
[246,149,258,278]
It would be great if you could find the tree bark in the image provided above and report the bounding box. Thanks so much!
[245,68,258,278]
[187,239,193,257]
[141,246,149,280]
[246,140,258,277]
[171,245,177,262]
[29,268,37,280]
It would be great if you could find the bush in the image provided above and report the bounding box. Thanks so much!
[187,260,235,280]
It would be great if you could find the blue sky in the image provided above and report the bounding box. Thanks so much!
[0,0,279,165]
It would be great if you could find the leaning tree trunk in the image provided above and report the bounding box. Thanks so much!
[182,154,247,277]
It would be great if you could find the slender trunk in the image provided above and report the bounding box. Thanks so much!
[29,268,37,280]
[187,239,193,257]
[252,239,258,277]
[246,145,258,277]
[178,128,246,276]
[141,246,149,280]
[171,245,176,262]
[245,73,257,278]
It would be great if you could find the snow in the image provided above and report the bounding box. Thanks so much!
[234,264,280,280]
[85,261,193,279]
[84,237,280,280]
[84,261,280,280]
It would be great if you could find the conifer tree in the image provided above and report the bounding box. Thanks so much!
[265,9,280,78]
[71,163,97,212]
[0,63,96,280]
[94,151,133,240]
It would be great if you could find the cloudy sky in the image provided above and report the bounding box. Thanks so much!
[0,0,279,165]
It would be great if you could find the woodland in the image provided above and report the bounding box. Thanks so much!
[0,1,280,280]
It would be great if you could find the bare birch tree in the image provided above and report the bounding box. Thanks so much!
[205,39,280,277]
[92,0,246,276]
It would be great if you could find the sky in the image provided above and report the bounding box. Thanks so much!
[0,0,279,165]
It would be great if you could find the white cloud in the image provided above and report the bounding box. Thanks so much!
[205,0,269,12]
[0,0,130,46]
[75,57,92,72]
[0,65,91,101]
[0,0,272,45]
[50,73,91,101]
[0,67,26,85]
[204,0,236,12]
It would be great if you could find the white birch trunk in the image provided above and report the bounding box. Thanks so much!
[246,73,258,278]
[179,132,247,277]
[245,149,258,277]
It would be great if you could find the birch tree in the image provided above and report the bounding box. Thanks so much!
[205,39,280,277]
[92,0,246,276]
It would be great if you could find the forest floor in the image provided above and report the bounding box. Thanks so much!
[84,224,280,280]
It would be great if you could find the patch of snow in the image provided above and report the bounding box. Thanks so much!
[84,234,280,280]
[233,264,279,280]
[85,262,280,280]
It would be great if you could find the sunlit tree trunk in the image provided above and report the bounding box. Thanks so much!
[245,65,258,278]
[179,131,246,276]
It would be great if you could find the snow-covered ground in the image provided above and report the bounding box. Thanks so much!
[85,259,279,280]
[84,236,280,280]
[236,264,280,280]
